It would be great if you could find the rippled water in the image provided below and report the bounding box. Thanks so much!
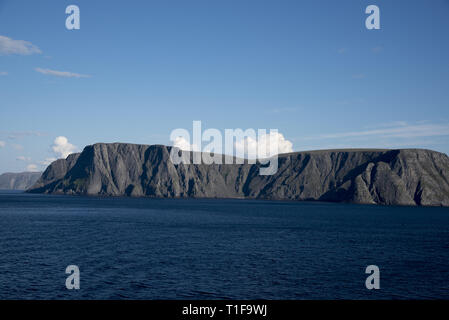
[0,191,448,299]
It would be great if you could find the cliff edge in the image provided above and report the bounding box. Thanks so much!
[27,143,449,206]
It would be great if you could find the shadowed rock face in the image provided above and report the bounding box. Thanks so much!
[0,172,42,190]
[27,143,449,206]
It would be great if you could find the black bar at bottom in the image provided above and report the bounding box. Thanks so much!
[1,300,447,318]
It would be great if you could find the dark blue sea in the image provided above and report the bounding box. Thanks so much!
[0,190,448,300]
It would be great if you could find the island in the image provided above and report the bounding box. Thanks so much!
[27,143,449,206]
[0,172,42,190]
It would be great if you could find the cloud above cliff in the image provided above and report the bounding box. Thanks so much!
[173,136,198,151]
[172,131,293,158]
[35,67,91,78]
[235,131,293,158]
[52,136,78,159]
[0,35,41,55]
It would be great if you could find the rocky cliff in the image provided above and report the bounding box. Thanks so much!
[0,172,42,190]
[27,143,449,206]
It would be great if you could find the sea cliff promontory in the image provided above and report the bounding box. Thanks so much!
[28,143,449,206]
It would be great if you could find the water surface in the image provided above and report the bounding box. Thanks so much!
[0,191,448,299]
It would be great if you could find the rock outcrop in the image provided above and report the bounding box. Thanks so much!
[0,172,42,190]
[27,143,449,206]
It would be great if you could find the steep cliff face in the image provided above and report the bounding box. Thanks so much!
[0,172,42,190]
[27,143,449,206]
[29,153,80,192]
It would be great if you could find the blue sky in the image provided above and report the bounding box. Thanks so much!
[1,0,449,173]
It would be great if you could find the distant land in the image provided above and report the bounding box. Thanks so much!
[28,143,449,207]
[0,172,42,190]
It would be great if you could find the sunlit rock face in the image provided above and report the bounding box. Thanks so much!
[28,143,449,207]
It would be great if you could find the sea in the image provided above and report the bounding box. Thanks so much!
[0,190,448,300]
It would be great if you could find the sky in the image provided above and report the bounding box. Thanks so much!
[1,0,449,173]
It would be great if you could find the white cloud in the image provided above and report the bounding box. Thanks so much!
[172,136,198,151]
[16,156,31,162]
[337,48,347,54]
[0,140,5,148]
[0,71,7,76]
[0,35,41,55]
[35,67,90,78]
[172,131,293,159]
[52,136,78,159]
[39,158,57,166]
[26,164,39,172]
[235,131,293,159]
